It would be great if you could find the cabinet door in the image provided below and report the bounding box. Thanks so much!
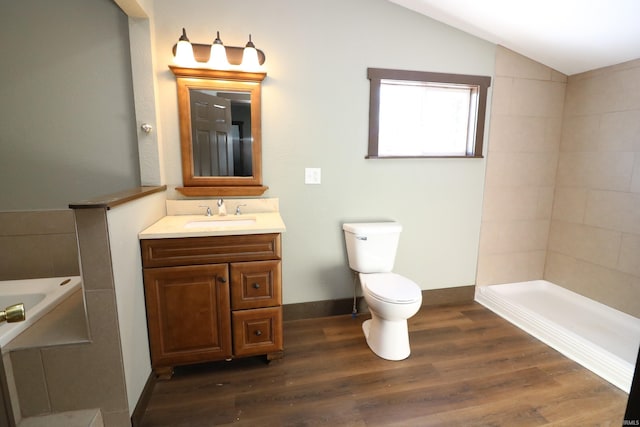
[143,264,231,369]
[230,260,281,310]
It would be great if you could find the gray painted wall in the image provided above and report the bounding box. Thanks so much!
[148,0,496,304]
[1,0,497,306]
[0,0,140,210]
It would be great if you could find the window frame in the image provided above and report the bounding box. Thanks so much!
[367,68,491,159]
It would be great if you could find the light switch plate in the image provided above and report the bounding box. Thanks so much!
[304,168,321,184]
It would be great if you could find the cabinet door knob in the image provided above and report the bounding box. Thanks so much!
[218,277,227,283]
[253,283,260,289]
[255,330,262,336]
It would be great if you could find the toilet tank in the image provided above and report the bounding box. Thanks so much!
[342,222,402,273]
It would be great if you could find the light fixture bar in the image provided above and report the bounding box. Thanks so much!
[172,43,266,66]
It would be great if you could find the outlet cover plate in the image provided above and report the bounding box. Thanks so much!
[304,168,321,184]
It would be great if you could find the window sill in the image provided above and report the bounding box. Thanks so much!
[365,155,484,159]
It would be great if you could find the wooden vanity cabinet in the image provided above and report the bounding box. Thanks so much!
[142,264,232,378]
[141,233,283,378]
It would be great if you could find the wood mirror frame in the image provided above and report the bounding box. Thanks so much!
[170,66,268,196]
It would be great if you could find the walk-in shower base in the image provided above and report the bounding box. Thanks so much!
[476,280,640,392]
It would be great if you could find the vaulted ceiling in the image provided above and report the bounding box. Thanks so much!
[389,0,640,75]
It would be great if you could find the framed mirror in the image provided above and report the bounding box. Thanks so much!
[170,66,268,196]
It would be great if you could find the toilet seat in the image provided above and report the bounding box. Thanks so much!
[360,273,421,304]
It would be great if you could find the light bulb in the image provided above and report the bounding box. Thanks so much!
[174,28,196,67]
[207,31,229,69]
[241,34,261,71]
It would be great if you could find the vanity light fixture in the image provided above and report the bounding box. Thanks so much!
[172,29,266,72]
[207,31,229,69]
[241,34,260,71]
[173,28,197,67]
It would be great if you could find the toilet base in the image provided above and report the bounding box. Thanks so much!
[362,315,411,361]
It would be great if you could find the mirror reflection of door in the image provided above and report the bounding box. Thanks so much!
[221,93,252,177]
[190,90,233,176]
[231,121,253,176]
[189,89,253,177]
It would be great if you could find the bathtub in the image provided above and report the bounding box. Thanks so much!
[475,280,640,393]
[0,276,82,348]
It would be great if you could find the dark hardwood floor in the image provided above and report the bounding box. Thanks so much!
[139,303,628,426]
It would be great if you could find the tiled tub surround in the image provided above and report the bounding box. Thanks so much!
[0,210,86,426]
[7,207,131,426]
[5,187,167,427]
[0,276,82,347]
[0,210,79,281]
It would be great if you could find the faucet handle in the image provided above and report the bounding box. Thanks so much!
[235,204,247,215]
[198,205,213,216]
[216,199,227,216]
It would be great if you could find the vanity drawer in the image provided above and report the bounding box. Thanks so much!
[141,233,281,268]
[232,307,283,357]
[230,260,281,310]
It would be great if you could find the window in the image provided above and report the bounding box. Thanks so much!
[367,68,491,158]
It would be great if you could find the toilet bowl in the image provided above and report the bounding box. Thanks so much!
[360,272,422,360]
[342,222,423,361]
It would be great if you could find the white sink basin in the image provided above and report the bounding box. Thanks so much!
[184,217,256,229]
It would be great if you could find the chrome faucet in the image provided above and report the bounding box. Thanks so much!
[235,204,247,215]
[199,205,213,216]
[217,198,227,216]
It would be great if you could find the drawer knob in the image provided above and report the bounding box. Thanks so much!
[255,330,262,336]
[253,283,260,289]
[218,277,227,283]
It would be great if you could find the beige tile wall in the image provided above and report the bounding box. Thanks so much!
[546,59,640,317]
[0,210,81,425]
[479,48,640,317]
[10,208,130,426]
[0,210,79,280]
[477,47,566,286]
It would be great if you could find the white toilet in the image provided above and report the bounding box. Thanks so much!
[343,222,422,360]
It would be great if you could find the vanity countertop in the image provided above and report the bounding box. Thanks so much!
[138,212,286,239]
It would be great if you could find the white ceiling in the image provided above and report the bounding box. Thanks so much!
[389,0,640,75]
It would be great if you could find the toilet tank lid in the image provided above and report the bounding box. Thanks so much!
[343,222,402,234]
